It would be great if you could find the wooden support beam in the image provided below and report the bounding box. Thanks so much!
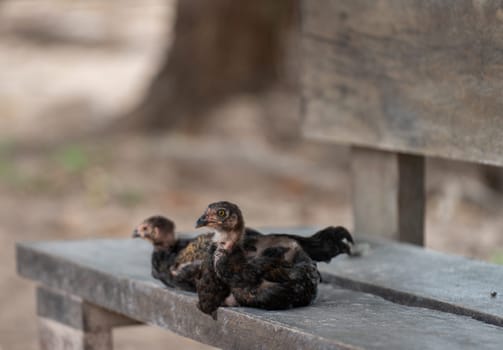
[351,146,425,245]
[37,286,138,350]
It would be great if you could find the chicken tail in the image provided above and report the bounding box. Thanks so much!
[287,226,354,263]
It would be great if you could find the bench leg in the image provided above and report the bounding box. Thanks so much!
[36,286,139,350]
[351,146,425,245]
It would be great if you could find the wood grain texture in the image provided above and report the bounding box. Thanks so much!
[318,233,503,327]
[351,147,425,245]
[16,238,503,350]
[301,0,503,165]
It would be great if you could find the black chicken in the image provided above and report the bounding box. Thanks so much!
[194,201,352,318]
[133,214,353,294]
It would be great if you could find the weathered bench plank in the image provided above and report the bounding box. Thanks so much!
[318,235,503,327]
[17,237,503,350]
[300,0,503,166]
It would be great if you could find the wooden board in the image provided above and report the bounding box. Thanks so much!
[319,235,503,327]
[301,0,503,166]
[16,234,503,349]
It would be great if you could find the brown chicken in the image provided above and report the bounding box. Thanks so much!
[133,214,353,296]
[133,216,211,291]
[194,201,353,318]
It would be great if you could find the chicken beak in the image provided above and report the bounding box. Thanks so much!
[195,214,208,228]
[132,229,141,238]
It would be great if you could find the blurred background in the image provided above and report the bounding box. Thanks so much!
[1,1,502,349]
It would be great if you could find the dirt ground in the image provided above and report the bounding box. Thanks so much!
[1,1,503,349]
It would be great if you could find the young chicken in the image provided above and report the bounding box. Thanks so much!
[133,216,209,291]
[194,201,336,318]
[133,215,353,295]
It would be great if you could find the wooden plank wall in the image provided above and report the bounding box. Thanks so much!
[301,0,503,166]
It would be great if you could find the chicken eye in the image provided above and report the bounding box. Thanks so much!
[217,209,226,217]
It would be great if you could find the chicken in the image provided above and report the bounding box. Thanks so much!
[133,215,353,294]
[194,201,347,318]
[133,216,207,291]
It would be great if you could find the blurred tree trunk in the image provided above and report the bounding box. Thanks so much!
[124,0,296,132]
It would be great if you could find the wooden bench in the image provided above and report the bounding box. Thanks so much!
[16,233,503,350]
[17,1,503,349]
